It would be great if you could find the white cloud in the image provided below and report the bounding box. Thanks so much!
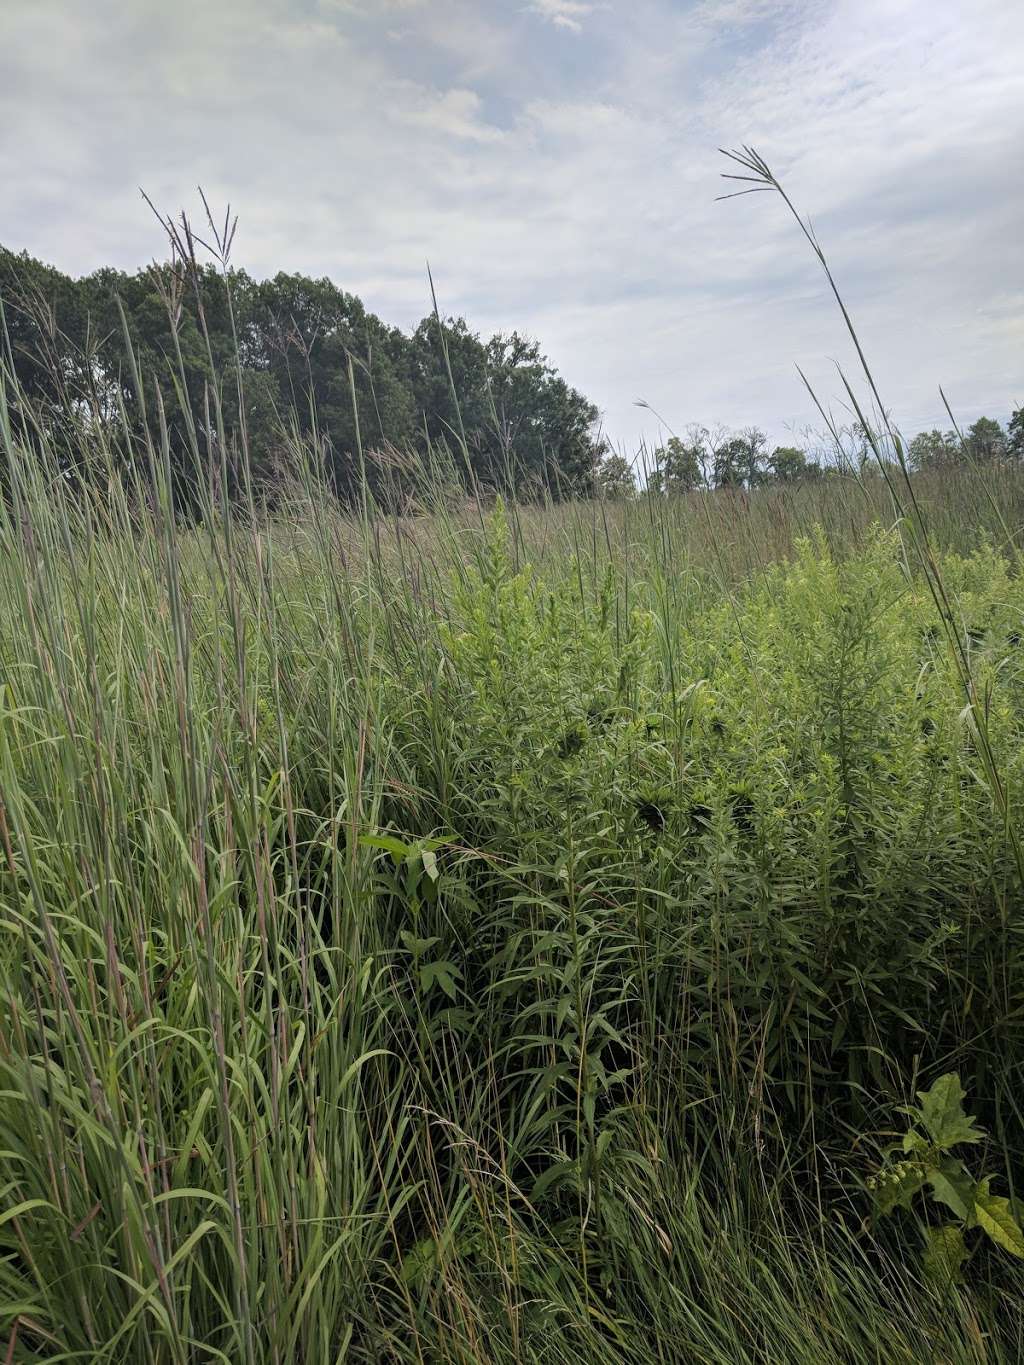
[395,86,507,142]
[0,0,1021,451]
[528,0,594,33]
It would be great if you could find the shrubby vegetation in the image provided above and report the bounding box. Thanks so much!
[1,350,1024,1358]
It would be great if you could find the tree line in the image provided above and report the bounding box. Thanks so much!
[2,243,1019,509]
[598,411,1024,498]
[0,244,607,505]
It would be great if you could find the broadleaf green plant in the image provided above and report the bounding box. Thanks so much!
[870,1074,1024,1286]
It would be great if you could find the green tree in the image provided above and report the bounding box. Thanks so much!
[965,416,1005,462]
[908,429,957,471]
[0,243,606,506]
[0,246,97,480]
[714,428,767,488]
[909,418,1005,473]
[1,249,269,503]
[248,270,418,498]
[595,453,635,499]
[649,434,705,494]
[767,445,809,483]
[482,331,605,496]
[409,320,604,497]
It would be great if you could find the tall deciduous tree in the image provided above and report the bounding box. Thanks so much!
[595,453,635,499]
[965,416,1005,461]
[768,446,810,483]
[908,429,957,471]
[714,428,767,488]
[649,434,705,494]
[909,418,1006,471]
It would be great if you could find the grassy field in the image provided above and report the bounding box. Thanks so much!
[1,381,1023,1362]
[2,160,1024,1358]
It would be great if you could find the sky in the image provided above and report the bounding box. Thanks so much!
[1,0,1022,456]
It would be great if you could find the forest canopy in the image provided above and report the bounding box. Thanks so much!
[0,244,607,504]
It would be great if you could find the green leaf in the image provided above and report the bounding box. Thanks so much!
[399,931,440,958]
[915,1073,984,1150]
[419,960,460,1000]
[595,1128,615,1161]
[434,967,458,1001]
[923,1224,967,1287]
[926,1159,974,1221]
[401,1237,438,1286]
[360,833,415,862]
[531,1157,580,1202]
[971,1179,1024,1258]
[0,1198,61,1230]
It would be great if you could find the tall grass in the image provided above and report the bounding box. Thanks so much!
[0,215,1022,1361]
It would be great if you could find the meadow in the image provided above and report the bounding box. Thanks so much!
[1,410,1024,1361]
[1,168,1023,1359]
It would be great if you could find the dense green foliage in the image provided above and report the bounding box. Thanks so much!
[1,363,1024,1359]
[0,244,606,504]
[907,417,1015,473]
[870,1073,1024,1287]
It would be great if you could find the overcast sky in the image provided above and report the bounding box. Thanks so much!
[2,0,1022,453]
